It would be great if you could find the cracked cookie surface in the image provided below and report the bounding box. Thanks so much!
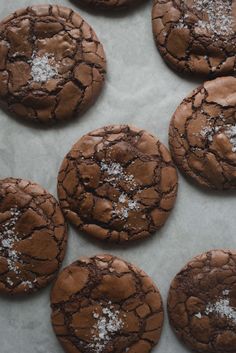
[57,125,178,242]
[168,249,236,353]
[0,178,67,295]
[51,254,164,353]
[77,0,143,10]
[152,0,236,76]
[169,76,236,190]
[0,5,106,123]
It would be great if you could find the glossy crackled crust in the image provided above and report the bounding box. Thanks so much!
[168,249,236,353]
[51,254,164,353]
[0,5,106,123]
[169,76,236,190]
[57,125,178,242]
[0,178,67,295]
[152,0,236,76]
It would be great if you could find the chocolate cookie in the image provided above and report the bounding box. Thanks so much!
[152,0,236,76]
[168,249,236,353]
[77,0,142,10]
[57,125,178,242]
[0,178,67,295]
[51,254,164,353]
[169,76,236,190]
[0,5,106,123]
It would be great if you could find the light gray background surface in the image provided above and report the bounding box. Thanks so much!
[0,1,235,352]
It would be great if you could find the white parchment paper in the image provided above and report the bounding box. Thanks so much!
[0,1,235,353]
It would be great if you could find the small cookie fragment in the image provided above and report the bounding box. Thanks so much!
[168,249,236,353]
[57,125,178,242]
[152,0,236,76]
[0,178,67,295]
[169,76,236,190]
[0,5,106,123]
[51,254,164,353]
[77,0,144,10]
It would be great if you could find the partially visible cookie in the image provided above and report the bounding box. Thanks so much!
[169,76,236,190]
[152,0,236,76]
[51,254,164,353]
[168,249,236,353]
[0,5,106,123]
[0,178,67,295]
[57,125,178,242]
[77,0,143,10]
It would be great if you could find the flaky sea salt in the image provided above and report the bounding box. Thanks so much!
[225,125,236,152]
[100,161,139,220]
[100,161,136,188]
[200,125,220,142]
[195,290,236,325]
[0,207,22,274]
[113,193,139,220]
[22,280,33,290]
[200,121,236,153]
[193,0,234,37]
[195,312,202,319]
[30,54,58,83]
[89,306,124,353]
[205,298,236,324]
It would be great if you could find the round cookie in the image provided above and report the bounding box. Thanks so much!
[51,254,164,353]
[0,178,67,295]
[0,5,106,123]
[168,249,236,353]
[169,76,236,190]
[77,0,143,10]
[152,0,236,76]
[57,125,178,242]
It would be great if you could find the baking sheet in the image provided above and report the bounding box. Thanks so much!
[0,1,235,352]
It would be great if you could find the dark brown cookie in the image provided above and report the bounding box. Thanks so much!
[57,125,178,242]
[152,0,236,76]
[0,5,106,123]
[51,254,164,353]
[77,0,142,10]
[0,178,67,295]
[168,249,236,353]
[169,76,236,190]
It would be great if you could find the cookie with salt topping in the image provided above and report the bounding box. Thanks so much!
[0,5,106,123]
[169,76,236,190]
[0,178,67,295]
[51,254,164,353]
[57,125,178,242]
[168,249,236,353]
[152,0,236,76]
